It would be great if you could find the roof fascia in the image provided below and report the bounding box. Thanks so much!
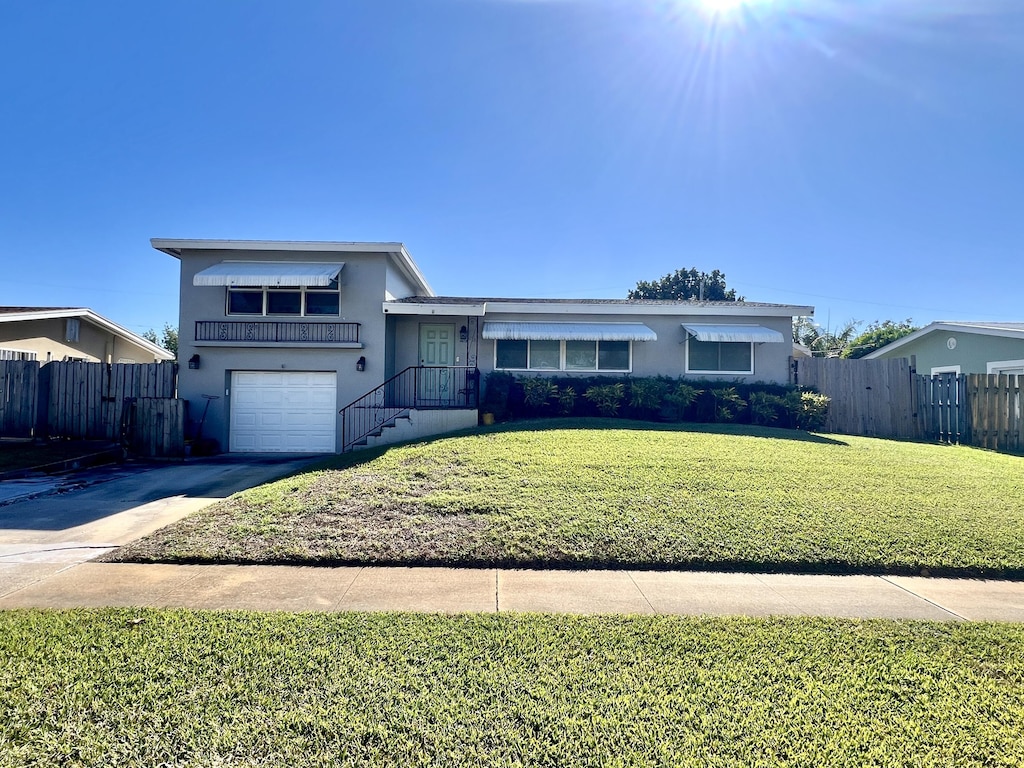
[481,302,814,317]
[383,300,811,318]
[383,302,486,316]
[387,245,434,298]
[0,308,88,324]
[153,238,434,297]
[151,238,408,257]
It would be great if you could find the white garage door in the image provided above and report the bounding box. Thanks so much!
[230,371,337,453]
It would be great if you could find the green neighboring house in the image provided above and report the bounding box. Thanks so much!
[865,321,1024,376]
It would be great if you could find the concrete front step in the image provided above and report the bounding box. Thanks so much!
[356,409,478,450]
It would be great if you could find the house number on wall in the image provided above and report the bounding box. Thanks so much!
[947,337,957,350]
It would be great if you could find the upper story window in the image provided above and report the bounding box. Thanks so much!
[227,278,341,317]
[193,261,344,317]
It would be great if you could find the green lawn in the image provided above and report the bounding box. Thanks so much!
[106,420,1024,576]
[1,610,1021,767]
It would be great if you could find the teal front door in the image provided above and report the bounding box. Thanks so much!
[418,324,455,405]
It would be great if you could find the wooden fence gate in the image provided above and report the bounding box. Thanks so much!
[914,372,967,445]
[0,360,39,438]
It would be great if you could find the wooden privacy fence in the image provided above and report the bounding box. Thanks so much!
[968,373,1023,453]
[0,360,183,457]
[120,397,187,459]
[0,360,39,438]
[793,357,1022,453]
[43,360,177,440]
[792,357,921,439]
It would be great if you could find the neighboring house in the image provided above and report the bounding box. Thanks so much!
[155,238,813,453]
[864,321,1024,376]
[0,307,173,364]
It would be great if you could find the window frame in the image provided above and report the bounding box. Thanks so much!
[986,359,1024,375]
[493,339,633,373]
[685,338,754,375]
[225,281,341,318]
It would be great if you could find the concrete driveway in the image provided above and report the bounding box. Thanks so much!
[0,455,321,585]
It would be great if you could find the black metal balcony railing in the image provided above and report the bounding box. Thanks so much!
[194,321,360,344]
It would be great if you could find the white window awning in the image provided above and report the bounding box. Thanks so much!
[682,324,785,343]
[193,262,344,287]
[482,322,657,342]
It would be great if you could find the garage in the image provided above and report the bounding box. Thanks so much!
[229,371,337,452]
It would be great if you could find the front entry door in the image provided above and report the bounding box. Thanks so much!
[418,324,455,405]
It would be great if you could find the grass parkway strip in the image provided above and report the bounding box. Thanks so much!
[1,610,1023,767]
[105,420,1024,578]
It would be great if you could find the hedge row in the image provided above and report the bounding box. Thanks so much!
[481,373,830,431]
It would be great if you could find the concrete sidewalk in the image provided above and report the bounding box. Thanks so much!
[2,561,1023,621]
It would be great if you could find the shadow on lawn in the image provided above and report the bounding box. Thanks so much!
[278,418,851,481]
[472,418,853,447]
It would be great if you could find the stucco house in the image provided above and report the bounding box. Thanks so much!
[864,321,1024,376]
[156,238,813,453]
[0,307,173,364]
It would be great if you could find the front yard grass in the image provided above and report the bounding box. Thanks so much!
[107,420,1024,576]
[1,609,1022,767]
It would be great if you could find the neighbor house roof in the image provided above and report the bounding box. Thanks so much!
[864,321,1024,359]
[384,296,814,318]
[152,238,434,297]
[0,307,174,360]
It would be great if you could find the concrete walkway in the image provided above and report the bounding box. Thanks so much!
[2,561,1023,621]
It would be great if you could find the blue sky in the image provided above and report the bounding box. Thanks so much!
[2,0,1022,338]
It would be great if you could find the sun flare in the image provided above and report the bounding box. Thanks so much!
[698,0,758,14]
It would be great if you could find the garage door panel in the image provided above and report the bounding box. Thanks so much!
[309,390,337,407]
[230,371,336,453]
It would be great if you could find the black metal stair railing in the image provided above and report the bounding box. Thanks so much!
[339,366,479,451]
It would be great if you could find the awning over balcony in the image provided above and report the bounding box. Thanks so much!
[193,262,344,287]
[482,322,657,342]
[682,324,785,343]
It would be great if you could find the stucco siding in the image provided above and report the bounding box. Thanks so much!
[874,330,1024,374]
[176,248,391,451]
[0,318,165,363]
[388,312,794,384]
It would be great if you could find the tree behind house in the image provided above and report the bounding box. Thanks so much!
[628,268,744,301]
[143,324,179,356]
[841,319,918,359]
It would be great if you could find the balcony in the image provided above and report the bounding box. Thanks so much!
[194,320,361,347]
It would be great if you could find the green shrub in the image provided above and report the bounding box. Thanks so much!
[749,392,787,427]
[664,382,702,421]
[709,387,746,423]
[520,377,559,410]
[794,391,830,431]
[584,383,625,417]
[481,371,515,420]
[557,386,577,416]
[628,378,669,417]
